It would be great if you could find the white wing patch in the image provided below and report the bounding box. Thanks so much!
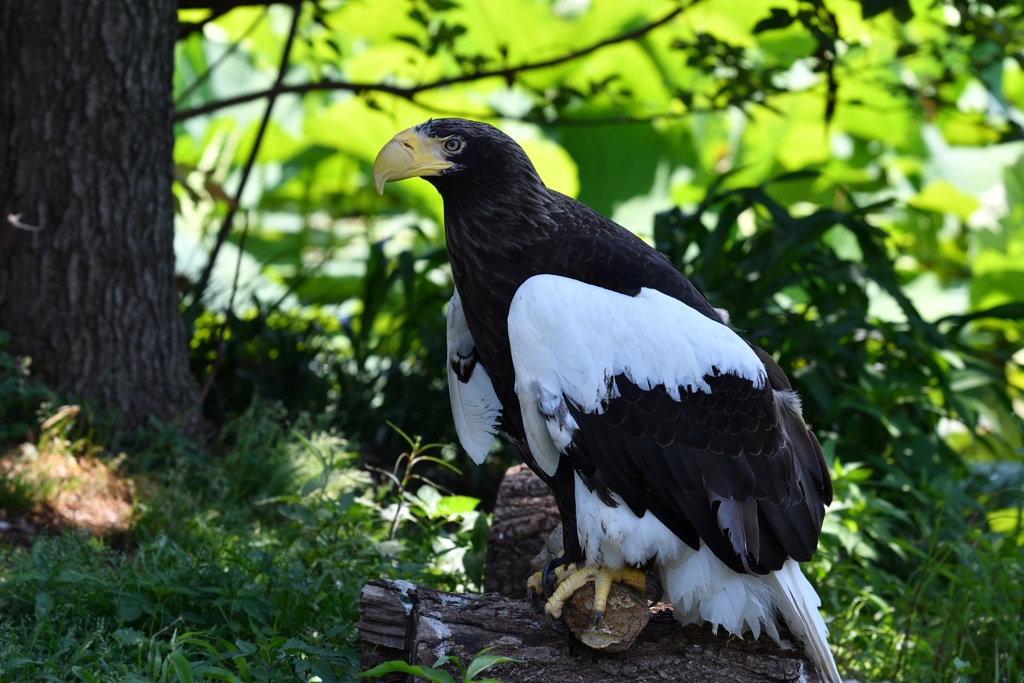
[447,288,502,464]
[507,274,767,476]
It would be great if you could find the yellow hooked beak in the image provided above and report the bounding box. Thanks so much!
[372,128,454,195]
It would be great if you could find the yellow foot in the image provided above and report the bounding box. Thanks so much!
[528,561,656,652]
[544,565,648,624]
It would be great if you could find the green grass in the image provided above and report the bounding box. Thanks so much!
[0,402,485,683]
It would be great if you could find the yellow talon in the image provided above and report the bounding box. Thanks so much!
[528,561,575,596]
[527,571,544,595]
[544,565,648,622]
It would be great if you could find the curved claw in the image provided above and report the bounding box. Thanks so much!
[544,609,571,634]
[645,571,663,604]
[542,557,568,598]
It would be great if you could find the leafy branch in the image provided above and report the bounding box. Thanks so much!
[173,4,691,121]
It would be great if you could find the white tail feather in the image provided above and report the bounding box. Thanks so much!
[659,546,842,683]
[659,544,776,639]
[769,560,842,683]
[570,478,841,681]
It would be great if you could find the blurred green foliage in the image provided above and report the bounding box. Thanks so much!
[0,332,56,445]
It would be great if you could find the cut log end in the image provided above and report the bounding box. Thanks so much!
[561,581,650,653]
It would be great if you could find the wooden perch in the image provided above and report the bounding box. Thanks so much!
[357,579,822,682]
[357,465,824,682]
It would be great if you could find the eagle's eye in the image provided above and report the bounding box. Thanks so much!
[443,137,464,153]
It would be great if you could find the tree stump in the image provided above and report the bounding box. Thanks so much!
[357,465,824,682]
[484,463,561,597]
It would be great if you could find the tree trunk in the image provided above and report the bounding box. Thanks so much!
[0,1,198,434]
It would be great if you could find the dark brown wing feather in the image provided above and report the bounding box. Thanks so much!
[534,193,831,575]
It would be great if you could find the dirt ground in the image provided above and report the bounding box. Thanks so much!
[0,438,135,547]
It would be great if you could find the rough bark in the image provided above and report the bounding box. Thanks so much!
[484,463,562,597]
[358,579,822,683]
[0,0,199,433]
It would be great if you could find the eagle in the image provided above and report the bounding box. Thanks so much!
[373,118,841,683]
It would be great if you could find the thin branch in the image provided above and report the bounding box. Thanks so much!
[176,6,269,105]
[173,4,689,121]
[199,212,250,408]
[178,0,294,8]
[192,0,302,302]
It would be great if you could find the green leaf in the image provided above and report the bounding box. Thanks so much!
[753,8,794,34]
[413,484,442,516]
[908,180,980,220]
[464,653,524,681]
[360,661,456,683]
[435,495,480,518]
[168,652,195,683]
[34,591,52,617]
[954,657,980,674]
[862,0,890,19]
[861,0,913,21]
[987,508,1024,544]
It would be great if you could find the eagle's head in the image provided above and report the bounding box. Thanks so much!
[372,118,543,199]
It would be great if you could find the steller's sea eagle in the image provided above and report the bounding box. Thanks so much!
[373,118,841,683]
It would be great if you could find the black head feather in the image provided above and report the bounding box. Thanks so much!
[413,119,545,199]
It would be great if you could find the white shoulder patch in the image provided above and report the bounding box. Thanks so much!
[447,289,502,464]
[507,274,766,476]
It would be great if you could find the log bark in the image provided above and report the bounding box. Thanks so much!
[484,463,561,597]
[357,578,822,683]
[359,465,823,682]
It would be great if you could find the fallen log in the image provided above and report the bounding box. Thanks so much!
[357,578,823,682]
[357,465,824,682]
